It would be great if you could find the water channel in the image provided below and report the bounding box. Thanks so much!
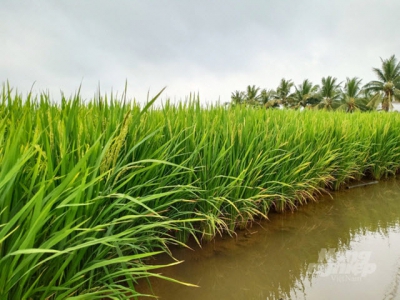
[138,178,400,300]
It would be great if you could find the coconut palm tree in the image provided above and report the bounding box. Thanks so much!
[338,77,369,112]
[274,78,295,108]
[245,85,261,106]
[293,79,319,109]
[231,90,245,105]
[364,55,400,111]
[259,89,279,108]
[315,76,342,111]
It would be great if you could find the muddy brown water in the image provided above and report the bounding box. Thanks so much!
[136,179,400,300]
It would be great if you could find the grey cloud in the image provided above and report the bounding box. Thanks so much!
[1,0,400,102]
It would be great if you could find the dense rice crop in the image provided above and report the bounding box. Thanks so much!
[1,85,400,299]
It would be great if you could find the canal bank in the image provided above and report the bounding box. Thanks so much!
[137,178,400,300]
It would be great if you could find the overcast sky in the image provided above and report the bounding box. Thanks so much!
[1,0,399,104]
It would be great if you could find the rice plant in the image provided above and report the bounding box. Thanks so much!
[1,85,400,299]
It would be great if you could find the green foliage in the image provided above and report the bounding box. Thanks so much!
[0,87,200,299]
[293,79,319,109]
[315,76,342,110]
[1,85,400,298]
[365,55,400,111]
[338,77,370,112]
[231,55,400,112]
[274,78,295,107]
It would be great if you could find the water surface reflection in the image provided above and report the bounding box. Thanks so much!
[139,179,400,299]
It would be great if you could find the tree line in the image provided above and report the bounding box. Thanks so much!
[231,55,400,112]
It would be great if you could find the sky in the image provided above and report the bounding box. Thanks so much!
[1,0,399,104]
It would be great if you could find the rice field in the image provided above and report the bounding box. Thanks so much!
[1,86,400,299]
